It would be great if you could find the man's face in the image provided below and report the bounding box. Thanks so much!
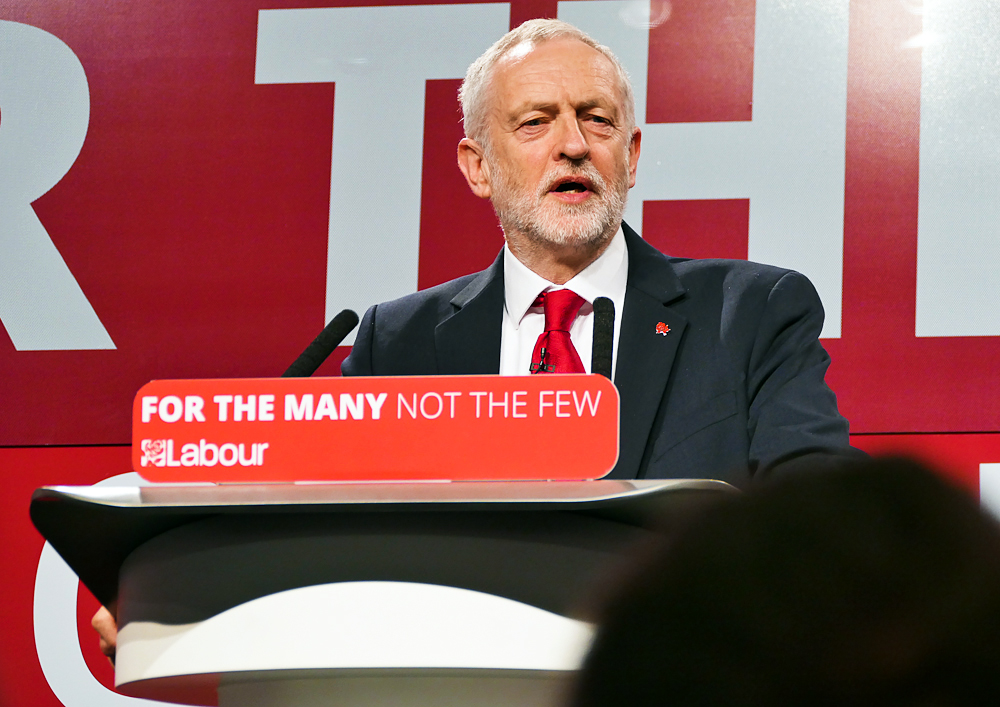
[481,38,640,251]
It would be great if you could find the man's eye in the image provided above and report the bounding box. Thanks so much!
[589,115,611,125]
[521,118,545,127]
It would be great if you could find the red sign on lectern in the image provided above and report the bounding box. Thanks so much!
[132,375,619,482]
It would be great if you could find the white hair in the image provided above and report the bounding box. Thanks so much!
[458,19,636,148]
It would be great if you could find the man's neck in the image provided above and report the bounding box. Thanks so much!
[504,228,617,284]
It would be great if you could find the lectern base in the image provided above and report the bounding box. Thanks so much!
[31,479,736,706]
[218,670,571,707]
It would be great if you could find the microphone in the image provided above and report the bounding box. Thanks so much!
[592,297,615,380]
[282,309,360,378]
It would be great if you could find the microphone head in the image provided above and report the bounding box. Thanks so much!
[592,297,615,380]
[593,297,614,318]
[327,308,360,336]
[282,309,360,378]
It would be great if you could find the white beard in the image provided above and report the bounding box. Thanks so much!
[488,155,630,250]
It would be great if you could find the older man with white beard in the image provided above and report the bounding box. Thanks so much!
[343,18,857,484]
[90,18,859,660]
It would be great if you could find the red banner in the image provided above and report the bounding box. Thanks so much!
[133,374,619,482]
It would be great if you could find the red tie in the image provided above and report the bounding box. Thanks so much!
[530,289,586,374]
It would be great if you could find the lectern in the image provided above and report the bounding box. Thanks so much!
[31,479,734,706]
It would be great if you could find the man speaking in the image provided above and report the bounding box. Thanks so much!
[91,17,858,659]
[341,19,856,486]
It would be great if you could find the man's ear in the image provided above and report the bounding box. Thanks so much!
[627,127,641,189]
[457,137,492,199]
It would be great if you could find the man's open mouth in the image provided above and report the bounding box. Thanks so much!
[549,177,594,194]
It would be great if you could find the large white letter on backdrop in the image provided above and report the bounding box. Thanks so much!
[0,21,116,351]
[255,4,510,344]
[559,0,850,339]
[916,0,1000,337]
[34,474,168,707]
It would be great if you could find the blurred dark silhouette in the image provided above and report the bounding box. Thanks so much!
[571,458,1000,707]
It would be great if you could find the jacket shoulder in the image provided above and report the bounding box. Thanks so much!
[373,271,483,322]
[669,256,798,289]
[666,256,823,315]
[341,270,488,376]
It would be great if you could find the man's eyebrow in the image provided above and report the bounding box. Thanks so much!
[505,99,617,122]
[504,101,556,121]
[575,99,617,115]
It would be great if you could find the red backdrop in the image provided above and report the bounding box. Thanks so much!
[2,0,998,704]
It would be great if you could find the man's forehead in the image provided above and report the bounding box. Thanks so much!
[490,38,622,116]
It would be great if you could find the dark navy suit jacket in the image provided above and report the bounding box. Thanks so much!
[342,224,854,488]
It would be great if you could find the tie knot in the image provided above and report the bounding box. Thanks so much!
[541,289,586,332]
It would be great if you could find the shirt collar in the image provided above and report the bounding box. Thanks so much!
[503,226,627,329]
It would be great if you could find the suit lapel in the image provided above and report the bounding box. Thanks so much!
[434,253,504,374]
[608,225,688,479]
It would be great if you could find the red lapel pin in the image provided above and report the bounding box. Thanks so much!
[655,322,670,336]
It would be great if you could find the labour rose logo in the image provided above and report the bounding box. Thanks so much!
[655,322,670,336]
[140,439,168,467]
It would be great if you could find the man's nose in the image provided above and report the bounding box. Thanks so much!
[554,118,590,161]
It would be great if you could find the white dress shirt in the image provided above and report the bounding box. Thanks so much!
[499,227,628,379]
